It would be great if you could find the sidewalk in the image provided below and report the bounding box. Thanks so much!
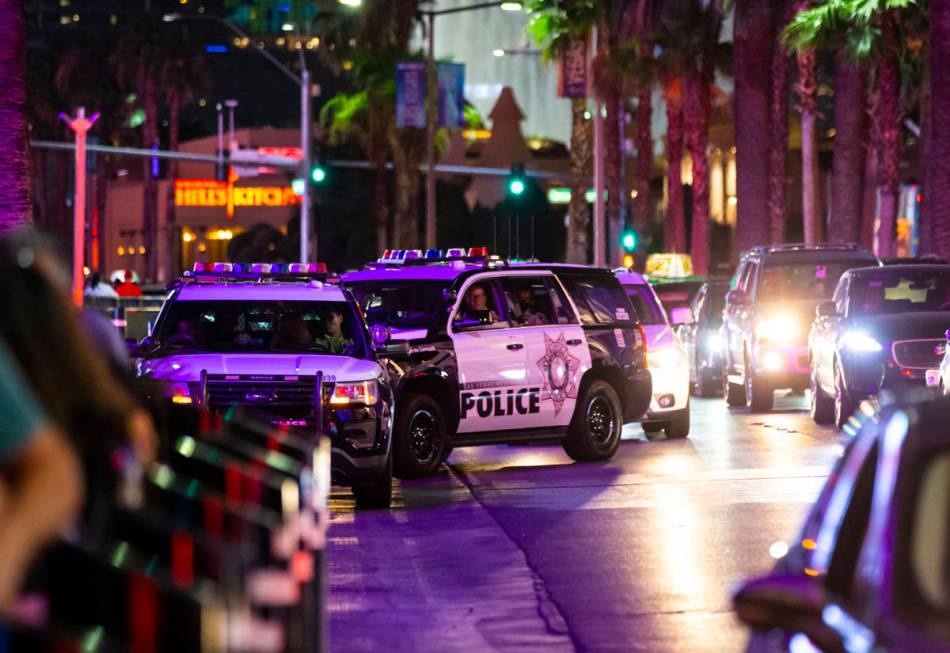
[328,467,575,653]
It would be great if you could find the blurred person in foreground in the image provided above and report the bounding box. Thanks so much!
[0,230,158,522]
[0,340,83,613]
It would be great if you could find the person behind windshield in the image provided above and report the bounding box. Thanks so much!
[272,313,313,351]
[461,283,500,323]
[313,309,353,354]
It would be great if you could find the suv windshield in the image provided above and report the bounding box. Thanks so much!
[156,300,364,356]
[761,261,868,301]
[345,280,450,332]
[850,269,950,315]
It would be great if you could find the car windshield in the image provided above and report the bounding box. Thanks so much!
[760,261,868,301]
[849,269,950,315]
[156,300,364,356]
[653,283,703,312]
[345,280,450,332]
[623,286,664,324]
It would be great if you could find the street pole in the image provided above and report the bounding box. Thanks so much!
[61,107,99,306]
[300,68,312,263]
[592,27,606,267]
[216,103,224,179]
[225,99,238,151]
[424,13,437,250]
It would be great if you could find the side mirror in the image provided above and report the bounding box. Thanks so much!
[376,340,410,361]
[669,307,693,325]
[816,301,840,319]
[733,574,843,653]
[370,324,391,346]
[726,289,747,306]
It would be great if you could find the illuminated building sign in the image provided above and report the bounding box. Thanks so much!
[175,172,301,219]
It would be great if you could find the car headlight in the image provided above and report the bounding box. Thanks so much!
[705,332,723,353]
[756,315,799,343]
[329,380,379,406]
[647,347,685,369]
[838,331,882,353]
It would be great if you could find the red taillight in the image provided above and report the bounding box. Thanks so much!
[638,323,648,363]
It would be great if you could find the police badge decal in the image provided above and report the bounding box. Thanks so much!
[537,332,580,415]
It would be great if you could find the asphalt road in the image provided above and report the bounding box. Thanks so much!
[328,394,844,652]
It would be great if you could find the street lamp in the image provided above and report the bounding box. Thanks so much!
[164,12,315,264]
[420,1,523,250]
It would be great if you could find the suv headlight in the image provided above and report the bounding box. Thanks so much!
[756,315,799,343]
[329,380,379,406]
[647,347,685,369]
[838,331,882,353]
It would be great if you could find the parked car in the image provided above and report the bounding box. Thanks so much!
[809,264,950,428]
[677,280,731,397]
[649,278,707,326]
[616,270,691,438]
[735,392,950,653]
[722,244,879,412]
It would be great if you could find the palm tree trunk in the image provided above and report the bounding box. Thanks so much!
[874,43,902,258]
[830,58,866,245]
[664,82,685,253]
[634,74,652,232]
[568,97,591,263]
[768,34,790,245]
[927,2,950,259]
[32,149,48,229]
[684,74,710,275]
[860,128,878,251]
[919,52,933,254]
[0,1,32,232]
[796,47,821,244]
[605,88,623,267]
[165,92,181,278]
[733,0,774,251]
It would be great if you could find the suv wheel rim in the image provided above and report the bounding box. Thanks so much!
[409,410,439,464]
[587,394,615,445]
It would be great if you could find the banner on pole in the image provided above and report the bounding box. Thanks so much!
[557,38,589,98]
[437,62,466,128]
[396,62,427,128]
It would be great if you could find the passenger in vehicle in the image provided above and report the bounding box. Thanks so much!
[313,309,353,354]
[514,284,551,326]
[272,313,313,351]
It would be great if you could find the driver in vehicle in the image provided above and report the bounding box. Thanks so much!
[313,309,353,354]
[272,313,313,351]
[460,284,500,323]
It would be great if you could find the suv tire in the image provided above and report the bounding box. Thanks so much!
[352,453,393,509]
[393,393,447,479]
[833,361,855,430]
[745,357,773,412]
[810,366,834,425]
[564,380,622,462]
[664,404,690,438]
[724,364,747,407]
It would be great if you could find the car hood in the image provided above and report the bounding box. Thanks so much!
[850,311,950,343]
[138,353,381,383]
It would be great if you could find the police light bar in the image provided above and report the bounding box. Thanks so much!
[425,248,443,259]
[468,247,489,257]
[446,247,466,258]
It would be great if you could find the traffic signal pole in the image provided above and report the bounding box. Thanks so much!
[301,68,313,263]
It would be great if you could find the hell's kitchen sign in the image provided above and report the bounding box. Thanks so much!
[175,172,300,219]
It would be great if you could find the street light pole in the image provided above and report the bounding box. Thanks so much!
[61,107,99,306]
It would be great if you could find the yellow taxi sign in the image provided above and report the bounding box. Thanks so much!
[645,253,694,278]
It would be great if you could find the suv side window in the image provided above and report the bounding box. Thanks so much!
[691,287,707,323]
[452,278,510,331]
[834,277,850,316]
[738,260,758,296]
[500,276,574,327]
[560,275,636,326]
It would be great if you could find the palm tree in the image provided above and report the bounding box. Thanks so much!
[792,0,822,244]
[0,1,31,232]
[829,57,866,244]
[930,0,950,259]
[160,25,211,279]
[784,0,924,257]
[768,5,792,245]
[633,41,654,234]
[528,0,598,263]
[732,0,775,252]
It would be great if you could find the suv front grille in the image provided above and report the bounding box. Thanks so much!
[205,375,333,410]
[891,339,945,369]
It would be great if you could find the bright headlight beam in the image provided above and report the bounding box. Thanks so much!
[839,331,882,352]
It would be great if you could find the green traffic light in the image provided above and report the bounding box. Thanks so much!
[621,231,636,250]
[311,166,326,183]
[509,179,525,195]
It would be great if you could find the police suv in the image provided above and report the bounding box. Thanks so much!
[341,250,653,479]
[134,262,396,508]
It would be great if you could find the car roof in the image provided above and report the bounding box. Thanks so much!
[614,270,648,285]
[845,263,950,277]
[743,246,877,264]
[176,282,348,302]
[341,263,483,282]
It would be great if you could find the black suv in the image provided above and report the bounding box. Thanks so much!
[722,244,878,412]
[342,258,652,478]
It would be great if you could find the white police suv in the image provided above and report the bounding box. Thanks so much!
[134,263,397,508]
[342,251,653,478]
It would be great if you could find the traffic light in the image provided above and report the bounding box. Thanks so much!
[508,163,526,196]
[621,229,637,252]
[311,164,327,184]
[622,254,635,269]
